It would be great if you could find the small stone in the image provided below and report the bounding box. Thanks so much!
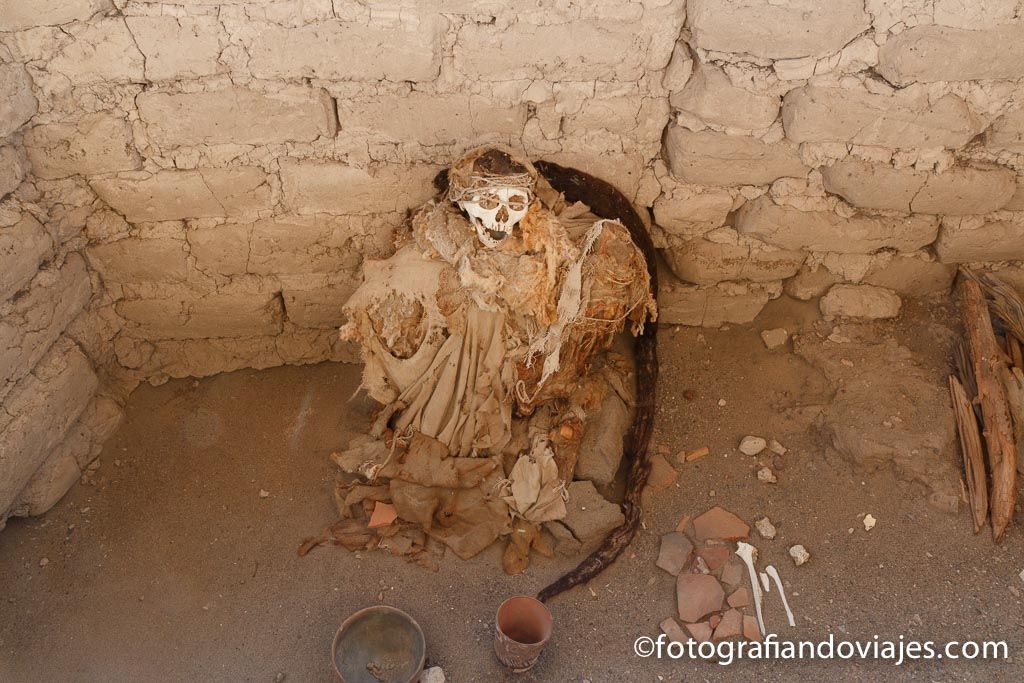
[789,544,810,566]
[863,514,877,531]
[659,617,689,644]
[1019,569,1024,585]
[693,556,711,574]
[684,621,713,643]
[743,615,762,641]
[676,574,725,622]
[38,558,49,567]
[820,284,902,320]
[86,459,101,471]
[563,481,625,549]
[544,521,582,557]
[760,328,789,349]
[717,398,727,406]
[754,517,777,540]
[421,667,445,683]
[1010,585,1022,599]
[712,608,743,641]
[693,506,750,542]
[259,489,270,498]
[656,533,694,576]
[739,436,767,455]
[727,587,750,608]
[769,439,787,455]
[576,393,630,486]
[757,467,777,484]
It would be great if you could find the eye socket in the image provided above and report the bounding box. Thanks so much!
[507,195,527,211]
[475,196,499,210]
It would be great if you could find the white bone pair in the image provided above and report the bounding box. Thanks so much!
[736,542,797,636]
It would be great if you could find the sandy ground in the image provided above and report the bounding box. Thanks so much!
[1,296,1022,682]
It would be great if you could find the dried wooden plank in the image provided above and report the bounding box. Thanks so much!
[1008,334,1023,370]
[1000,365,1024,477]
[949,375,988,534]
[967,269,1024,345]
[960,278,1018,541]
[954,340,981,421]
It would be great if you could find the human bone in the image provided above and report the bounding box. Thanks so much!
[736,541,766,637]
[765,565,796,627]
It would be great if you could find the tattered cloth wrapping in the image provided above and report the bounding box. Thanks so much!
[342,247,513,457]
[500,439,567,523]
[328,432,511,560]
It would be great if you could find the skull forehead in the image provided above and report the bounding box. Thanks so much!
[468,186,531,202]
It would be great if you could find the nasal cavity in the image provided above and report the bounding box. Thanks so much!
[496,206,509,222]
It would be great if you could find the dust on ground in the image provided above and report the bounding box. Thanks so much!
[1,297,1022,682]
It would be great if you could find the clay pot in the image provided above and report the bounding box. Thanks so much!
[332,605,425,682]
[493,596,553,672]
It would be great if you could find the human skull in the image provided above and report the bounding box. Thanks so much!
[458,186,531,248]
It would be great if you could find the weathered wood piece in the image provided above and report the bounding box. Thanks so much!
[960,278,1018,541]
[948,375,988,533]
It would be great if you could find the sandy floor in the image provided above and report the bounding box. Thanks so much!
[1,297,1022,682]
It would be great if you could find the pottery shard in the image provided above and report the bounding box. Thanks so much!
[676,574,725,623]
[727,587,751,608]
[713,608,744,641]
[696,545,731,571]
[685,621,713,643]
[720,557,745,589]
[660,617,689,644]
[693,506,750,542]
[656,532,695,576]
[743,615,763,641]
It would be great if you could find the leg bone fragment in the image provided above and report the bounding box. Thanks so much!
[765,565,796,627]
[736,541,766,636]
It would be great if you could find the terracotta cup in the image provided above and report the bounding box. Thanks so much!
[493,596,553,672]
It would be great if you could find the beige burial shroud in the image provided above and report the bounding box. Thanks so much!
[303,147,656,572]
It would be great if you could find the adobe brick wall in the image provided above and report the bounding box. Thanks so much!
[2,0,1024,523]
